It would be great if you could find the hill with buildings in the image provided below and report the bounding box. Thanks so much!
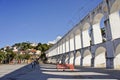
[0,42,53,64]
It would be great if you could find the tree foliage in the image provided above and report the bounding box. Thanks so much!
[0,51,6,63]
[40,53,47,63]
[0,41,53,64]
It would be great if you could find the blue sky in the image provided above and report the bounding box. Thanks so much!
[0,0,102,48]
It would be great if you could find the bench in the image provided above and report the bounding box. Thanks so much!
[56,64,74,71]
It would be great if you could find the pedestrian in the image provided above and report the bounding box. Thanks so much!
[31,61,35,69]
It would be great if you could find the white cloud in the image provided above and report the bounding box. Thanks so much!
[48,36,62,44]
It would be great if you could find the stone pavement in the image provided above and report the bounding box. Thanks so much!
[0,64,120,80]
[0,64,32,80]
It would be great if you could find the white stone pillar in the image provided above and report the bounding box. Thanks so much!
[109,11,120,40]
[70,36,74,51]
[80,54,84,67]
[63,39,67,64]
[83,30,90,47]
[80,29,84,48]
[62,40,66,64]
[58,44,60,54]
[65,38,69,64]
[103,0,112,41]
[89,23,95,45]
[75,33,82,49]
[92,23,103,44]
[61,41,64,63]
[106,41,114,69]
[104,0,116,69]
[68,37,71,64]
[62,41,63,54]
[73,33,76,65]
[65,39,66,53]
[80,29,84,67]
[57,43,59,55]
[91,46,95,67]
[60,43,62,54]
[104,18,112,41]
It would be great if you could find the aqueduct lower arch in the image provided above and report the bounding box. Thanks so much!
[114,44,120,69]
[95,47,106,68]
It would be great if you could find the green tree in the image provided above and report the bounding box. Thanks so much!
[13,42,34,51]
[35,43,42,51]
[101,28,106,42]
[41,44,49,52]
[0,51,6,64]
[40,53,47,63]
[15,54,23,60]
[24,53,31,60]
[101,28,105,37]
[5,48,16,63]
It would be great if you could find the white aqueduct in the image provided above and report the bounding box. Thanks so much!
[45,0,120,69]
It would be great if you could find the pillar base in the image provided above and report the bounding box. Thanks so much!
[106,57,114,69]
[91,57,95,67]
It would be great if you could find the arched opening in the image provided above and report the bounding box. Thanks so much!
[51,57,57,64]
[69,52,74,64]
[65,54,69,64]
[75,51,81,66]
[110,0,120,39]
[93,13,104,44]
[83,50,92,67]
[100,17,106,42]
[56,54,61,64]
[95,47,106,68]
[114,44,120,69]
[82,23,91,47]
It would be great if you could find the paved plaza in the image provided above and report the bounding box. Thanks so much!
[0,64,120,80]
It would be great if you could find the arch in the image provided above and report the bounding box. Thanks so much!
[83,50,92,67]
[93,13,104,24]
[70,33,74,38]
[82,23,90,31]
[69,52,74,64]
[114,44,120,69]
[75,51,81,66]
[75,29,80,35]
[56,55,62,63]
[110,0,120,14]
[82,23,91,47]
[109,0,120,40]
[65,54,69,64]
[92,13,104,44]
[103,5,108,13]
[95,47,106,68]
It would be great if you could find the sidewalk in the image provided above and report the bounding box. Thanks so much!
[0,64,32,80]
[0,64,120,80]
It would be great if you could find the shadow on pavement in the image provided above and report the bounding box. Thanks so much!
[0,64,33,80]
[0,63,120,80]
[39,64,120,80]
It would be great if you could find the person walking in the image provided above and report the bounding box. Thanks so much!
[31,61,35,69]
